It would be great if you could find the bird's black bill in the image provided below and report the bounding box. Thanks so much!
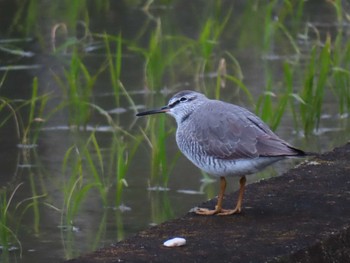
[136,106,169,116]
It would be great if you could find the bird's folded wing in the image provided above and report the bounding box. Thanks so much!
[192,103,302,159]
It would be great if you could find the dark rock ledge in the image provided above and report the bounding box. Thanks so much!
[66,143,350,263]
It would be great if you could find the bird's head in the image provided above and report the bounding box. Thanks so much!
[136,90,206,124]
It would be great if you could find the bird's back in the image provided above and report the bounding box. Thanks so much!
[175,99,305,176]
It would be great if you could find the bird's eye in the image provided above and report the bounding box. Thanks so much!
[180,97,188,102]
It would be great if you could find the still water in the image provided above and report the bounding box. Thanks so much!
[0,1,349,262]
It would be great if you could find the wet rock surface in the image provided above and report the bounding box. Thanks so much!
[66,143,350,263]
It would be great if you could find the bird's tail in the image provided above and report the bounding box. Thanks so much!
[287,145,317,157]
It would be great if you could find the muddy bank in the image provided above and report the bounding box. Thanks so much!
[66,143,350,262]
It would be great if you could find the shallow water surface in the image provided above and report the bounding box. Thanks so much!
[0,1,349,262]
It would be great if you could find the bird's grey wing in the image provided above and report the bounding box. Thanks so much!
[191,103,259,159]
[245,113,304,157]
[192,102,302,159]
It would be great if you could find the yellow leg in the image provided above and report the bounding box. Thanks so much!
[217,176,246,216]
[195,176,226,215]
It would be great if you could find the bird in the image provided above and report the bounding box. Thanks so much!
[136,90,307,216]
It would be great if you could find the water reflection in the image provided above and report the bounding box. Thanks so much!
[0,1,349,263]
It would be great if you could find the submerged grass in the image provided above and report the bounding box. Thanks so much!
[61,134,108,229]
[0,184,23,261]
[1,1,350,262]
[59,128,142,258]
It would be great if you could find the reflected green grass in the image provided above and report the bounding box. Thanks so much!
[58,129,142,259]
[0,1,350,262]
[0,184,23,262]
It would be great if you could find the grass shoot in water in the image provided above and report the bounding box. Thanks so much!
[149,116,169,188]
[300,37,331,135]
[0,184,23,261]
[331,31,350,114]
[22,77,47,145]
[104,32,123,105]
[54,48,104,127]
[195,8,232,76]
[144,18,164,90]
[114,137,128,206]
[83,133,108,204]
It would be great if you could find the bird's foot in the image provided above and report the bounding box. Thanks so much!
[194,206,241,216]
[216,207,241,216]
[195,207,220,215]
